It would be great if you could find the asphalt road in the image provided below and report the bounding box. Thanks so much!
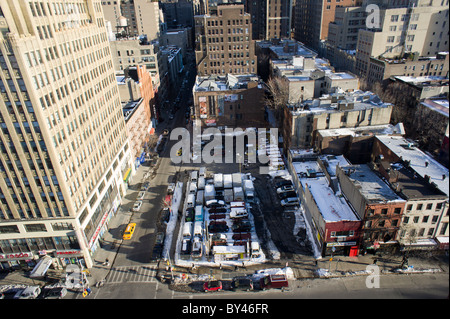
[91,272,448,299]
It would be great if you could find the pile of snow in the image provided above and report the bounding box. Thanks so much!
[163,182,183,259]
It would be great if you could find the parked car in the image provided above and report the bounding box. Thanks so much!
[185,207,194,222]
[209,207,227,214]
[230,209,249,219]
[232,221,252,232]
[160,208,170,223]
[142,182,150,191]
[211,233,227,246]
[41,287,67,299]
[206,199,226,208]
[231,277,254,291]
[133,201,143,212]
[278,191,297,200]
[203,280,222,292]
[137,191,145,200]
[209,213,226,220]
[14,286,41,299]
[276,185,294,194]
[280,197,299,207]
[167,183,176,194]
[208,223,229,233]
[275,180,293,189]
[152,232,165,260]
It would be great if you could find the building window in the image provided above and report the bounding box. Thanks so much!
[24,224,47,232]
[0,225,20,234]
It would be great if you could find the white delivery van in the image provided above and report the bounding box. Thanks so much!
[198,177,205,190]
[191,170,198,183]
[187,194,196,208]
[251,242,262,258]
[196,190,204,206]
[183,222,193,239]
[189,182,197,194]
[199,167,206,178]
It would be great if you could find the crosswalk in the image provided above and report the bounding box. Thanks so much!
[106,265,157,284]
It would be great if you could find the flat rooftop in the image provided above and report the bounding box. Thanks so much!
[318,124,404,138]
[289,90,392,115]
[420,99,449,118]
[389,162,447,200]
[292,161,359,222]
[194,74,261,92]
[376,136,449,196]
[341,164,405,204]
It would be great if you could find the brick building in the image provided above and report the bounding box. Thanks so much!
[336,164,406,253]
[193,74,265,128]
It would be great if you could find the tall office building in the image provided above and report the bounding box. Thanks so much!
[0,0,132,270]
[101,0,163,41]
[245,0,293,40]
[194,3,257,76]
[294,0,361,51]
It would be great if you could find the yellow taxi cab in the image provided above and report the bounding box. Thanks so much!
[123,223,136,240]
[177,148,183,156]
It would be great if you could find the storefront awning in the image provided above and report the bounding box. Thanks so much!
[30,256,52,278]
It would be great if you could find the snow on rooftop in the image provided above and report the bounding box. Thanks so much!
[376,136,449,196]
[344,164,405,203]
[292,161,359,222]
[421,99,449,118]
[319,155,351,176]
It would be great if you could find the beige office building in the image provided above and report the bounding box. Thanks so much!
[0,0,132,270]
[355,0,449,77]
[101,0,162,41]
[194,3,257,76]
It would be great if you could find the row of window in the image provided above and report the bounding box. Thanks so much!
[0,235,79,254]
[0,222,73,234]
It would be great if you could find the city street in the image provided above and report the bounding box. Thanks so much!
[88,272,449,299]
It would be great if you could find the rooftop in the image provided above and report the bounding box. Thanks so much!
[393,75,449,88]
[292,161,360,222]
[388,162,447,200]
[318,123,405,138]
[194,74,261,92]
[319,154,351,177]
[340,164,405,204]
[376,136,449,196]
[420,98,449,118]
[288,90,392,115]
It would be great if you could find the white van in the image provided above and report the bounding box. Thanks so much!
[251,242,262,258]
[189,182,197,194]
[183,222,193,239]
[199,167,206,178]
[187,194,195,208]
[196,190,204,206]
[230,208,248,219]
[198,177,205,190]
[194,221,203,237]
[191,171,198,183]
